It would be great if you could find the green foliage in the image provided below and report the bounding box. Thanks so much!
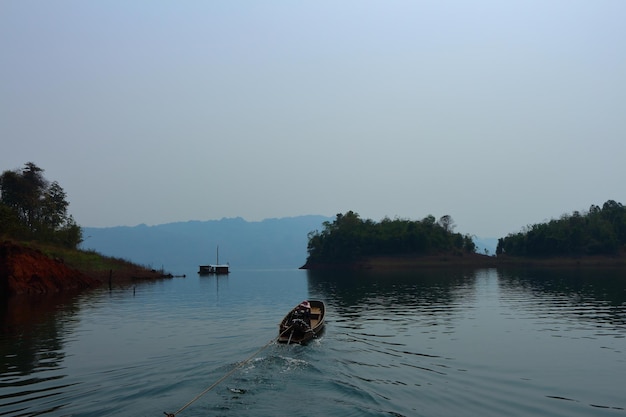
[496,200,626,257]
[306,211,476,263]
[0,162,83,248]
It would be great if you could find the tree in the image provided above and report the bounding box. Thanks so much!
[438,215,456,233]
[0,203,27,238]
[1,162,46,232]
[0,162,82,247]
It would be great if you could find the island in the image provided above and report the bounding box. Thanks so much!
[301,203,626,270]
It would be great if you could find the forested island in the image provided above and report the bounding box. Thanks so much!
[1,162,165,296]
[496,200,626,257]
[302,203,626,270]
[301,211,488,269]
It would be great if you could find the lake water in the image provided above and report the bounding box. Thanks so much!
[1,267,625,417]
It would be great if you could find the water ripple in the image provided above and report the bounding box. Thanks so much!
[2,269,625,416]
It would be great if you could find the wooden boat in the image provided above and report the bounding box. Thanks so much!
[278,300,325,344]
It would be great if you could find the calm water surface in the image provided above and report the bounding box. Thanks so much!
[1,267,625,416]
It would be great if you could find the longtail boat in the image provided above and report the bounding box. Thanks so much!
[278,300,325,344]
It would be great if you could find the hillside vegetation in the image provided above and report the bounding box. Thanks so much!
[497,200,626,258]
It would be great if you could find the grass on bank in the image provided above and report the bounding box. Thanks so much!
[11,239,166,281]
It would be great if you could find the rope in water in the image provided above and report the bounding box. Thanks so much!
[163,326,295,417]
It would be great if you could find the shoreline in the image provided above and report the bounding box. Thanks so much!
[301,252,626,270]
[1,240,170,297]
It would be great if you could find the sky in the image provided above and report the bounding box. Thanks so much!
[1,1,625,238]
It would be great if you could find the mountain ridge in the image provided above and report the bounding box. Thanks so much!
[81,215,333,271]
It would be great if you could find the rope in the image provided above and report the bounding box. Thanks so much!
[163,325,295,417]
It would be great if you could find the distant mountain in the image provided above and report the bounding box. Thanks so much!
[81,215,498,272]
[81,215,332,272]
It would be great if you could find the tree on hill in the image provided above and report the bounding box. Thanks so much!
[305,211,476,264]
[496,200,626,257]
[0,162,82,248]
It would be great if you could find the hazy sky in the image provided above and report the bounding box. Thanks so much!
[2,1,625,238]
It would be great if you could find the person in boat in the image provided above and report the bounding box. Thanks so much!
[295,300,311,319]
[289,300,311,330]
